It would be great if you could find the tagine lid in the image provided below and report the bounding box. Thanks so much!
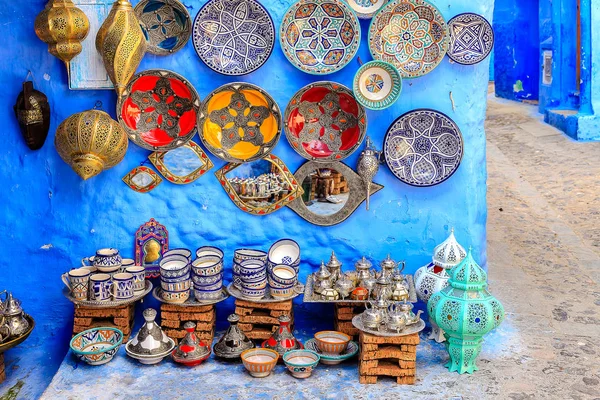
[213,314,255,358]
[127,308,173,355]
[262,315,302,355]
[433,228,467,269]
[172,322,210,362]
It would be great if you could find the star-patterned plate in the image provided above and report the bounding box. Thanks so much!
[117,69,201,151]
[284,81,367,162]
[345,0,389,19]
[192,0,275,75]
[383,109,463,187]
[134,0,192,56]
[198,82,282,163]
[369,0,449,78]
[447,13,494,65]
[280,0,361,75]
[353,60,402,110]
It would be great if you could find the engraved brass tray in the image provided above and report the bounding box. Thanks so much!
[352,315,425,337]
[226,283,304,303]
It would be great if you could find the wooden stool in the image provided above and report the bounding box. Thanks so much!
[334,302,365,339]
[235,299,294,340]
[0,354,5,384]
[358,332,419,385]
[73,304,135,340]
[160,304,216,345]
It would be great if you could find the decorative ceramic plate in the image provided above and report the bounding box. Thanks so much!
[383,109,463,187]
[134,0,192,56]
[122,166,163,193]
[353,61,402,110]
[192,0,275,75]
[198,82,281,163]
[369,0,449,78]
[117,69,201,151]
[352,315,426,337]
[226,283,304,303]
[284,82,367,162]
[447,13,494,65]
[280,0,361,75]
[62,281,153,309]
[304,339,358,364]
[152,287,229,306]
[346,0,389,19]
[0,315,34,354]
[149,141,214,185]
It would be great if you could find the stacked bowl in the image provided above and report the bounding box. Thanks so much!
[268,264,298,298]
[160,250,192,304]
[192,251,224,302]
[233,249,267,290]
[267,239,301,275]
[239,259,267,299]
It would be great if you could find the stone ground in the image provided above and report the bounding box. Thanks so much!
[4,92,600,399]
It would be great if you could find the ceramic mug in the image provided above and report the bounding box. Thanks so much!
[62,269,91,301]
[111,273,134,300]
[119,258,135,273]
[126,266,145,293]
[89,273,112,301]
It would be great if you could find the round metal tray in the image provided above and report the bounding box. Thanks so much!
[152,287,229,307]
[226,283,303,303]
[0,314,35,354]
[352,315,426,338]
[62,281,153,309]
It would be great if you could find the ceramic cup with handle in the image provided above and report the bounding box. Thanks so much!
[89,273,113,301]
[119,258,135,273]
[62,268,91,301]
[126,266,146,293]
[111,272,135,300]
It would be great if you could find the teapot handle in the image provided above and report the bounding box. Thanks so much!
[398,261,406,274]
[0,290,7,306]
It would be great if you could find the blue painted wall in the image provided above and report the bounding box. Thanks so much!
[493,0,540,101]
[0,0,491,396]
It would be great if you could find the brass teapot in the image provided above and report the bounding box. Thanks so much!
[1,292,30,338]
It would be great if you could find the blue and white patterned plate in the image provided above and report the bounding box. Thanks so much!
[134,0,192,56]
[304,338,358,365]
[447,13,494,65]
[280,0,361,75]
[383,109,463,187]
[192,0,275,75]
[353,60,402,110]
[345,0,388,19]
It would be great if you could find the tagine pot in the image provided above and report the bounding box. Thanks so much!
[125,308,175,365]
[213,314,254,359]
[262,315,302,358]
[172,322,211,367]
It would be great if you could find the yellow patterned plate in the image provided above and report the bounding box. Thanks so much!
[198,83,282,163]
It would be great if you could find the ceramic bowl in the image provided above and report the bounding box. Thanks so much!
[163,248,192,261]
[193,280,223,291]
[241,279,267,290]
[239,259,266,276]
[196,246,224,259]
[314,331,351,356]
[268,239,300,267]
[267,277,295,289]
[241,348,279,378]
[161,289,190,304]
[269,286,295,298]
[234,248,267,263]
[270,264,297,286]
[70,327,123,366]
[240,286,267,299]
[240,270,267,283]
[304,338,359,365]
[161,279,191,292]
[192,256,224,276]
[191,272,223,286]
[283,349,320,379]
[160,257,191,279]
[194,287,223,301]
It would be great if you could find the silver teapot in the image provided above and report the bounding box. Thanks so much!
[334,273,354,299]
[313,261,333,295]
[372,273,393,301]
[386,303,408,333]
[326,251,343,283]
[355,257,373,283]
[1,292,29,338]
[394,300,423,326]
[378,254,398,278]
[362,301,385,329]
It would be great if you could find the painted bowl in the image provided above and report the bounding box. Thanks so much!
[161,288,190,304]
[194,287,223,301]
[193,280,223,291]
[239,259,266,274]
[270,264,297,286]
[268,239,300,267]
[267,277,295,290]
[283,349,320,379]
[305,338,359,365]
[195,246,224,259]
[240,286,267,299]
[163,248,192,261]
[269,286,296,298]
[241,279,267,290]
[70,327,123,366]
[191,271,223,286]
[192,256,224,276]
[159,257,191,279]
[234,248,268,264]
[240,270,267,283]
[241,348,279,378]
[314,331,351,356]
[161,279,191,292]
[160,272,191,284]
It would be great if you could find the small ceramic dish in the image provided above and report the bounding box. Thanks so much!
[353,60,402,110]
[160,279,191,292]
[191,272,223,286]
[304,339,359,365]
[267,277,295,290]
[195,246,224,259]
[163,248,192,261]
[160,272,191,284]
[234,249,268,263]
[192,256,224,276]
[160,258,191,279]
[241,348,279,378]
[240,286,267,299]
[194,288,223,301]
[268,239,300,267]
[70,327,123,366]
[270,264,297,286]
[161,288,190,304]
[314,331,351,355]
[283,349,320,379]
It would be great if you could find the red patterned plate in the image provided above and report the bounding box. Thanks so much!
[117,69,201,151]
[284,81,367,162]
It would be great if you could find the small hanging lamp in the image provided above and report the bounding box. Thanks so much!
[428,249,505,374]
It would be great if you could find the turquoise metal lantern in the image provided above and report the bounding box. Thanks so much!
[427,249,504,374]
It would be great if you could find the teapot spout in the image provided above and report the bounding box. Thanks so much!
[415,310,423,321]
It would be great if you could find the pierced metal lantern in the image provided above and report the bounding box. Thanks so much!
[96,0,147,96]
[55,110,128,180]
[415,228,467,342]
[428,249,505,374]
[34,0,90,75]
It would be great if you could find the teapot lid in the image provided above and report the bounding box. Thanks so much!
[326,251,342,270]
[355,256,372,270]
[3,292,23,316]
[379,254,397,270]
[398,300,413,312]
[315,261,332,279]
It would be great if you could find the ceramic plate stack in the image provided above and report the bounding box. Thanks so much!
[191,250,224,302]
[159,249,192,303]
[267,239,301,274]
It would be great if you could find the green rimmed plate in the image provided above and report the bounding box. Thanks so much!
[304,338,359,365]
[353,61,402,110]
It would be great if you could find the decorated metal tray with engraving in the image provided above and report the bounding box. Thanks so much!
[226,282,304,303]
[62,281,153,309]
[152,287,229,306]
[352,315,426,337]
[303,274,417,303]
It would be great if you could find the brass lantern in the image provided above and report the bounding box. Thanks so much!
[34,0,90,74]
[96,0,147,96]
[55,110,129,180]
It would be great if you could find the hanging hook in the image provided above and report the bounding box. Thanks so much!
[24,70,33,82]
